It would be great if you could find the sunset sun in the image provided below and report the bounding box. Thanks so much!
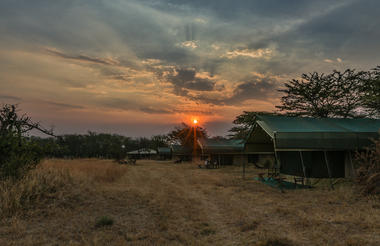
[193,119,198,124]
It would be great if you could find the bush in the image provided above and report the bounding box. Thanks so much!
[95,216,114,228]
[0,104,52,180]
[355,134,380,195]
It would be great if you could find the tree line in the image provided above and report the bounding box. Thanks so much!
[31,133,170,160]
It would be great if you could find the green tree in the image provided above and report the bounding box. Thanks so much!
[228,111,280,139]
[150,135,169,149]
[361,66,380,117]
[0,104,54,180]
[276,67,380,118]
[276,69,373,118]
[167,123,207,151]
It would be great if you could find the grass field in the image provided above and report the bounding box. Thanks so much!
[0,159,379,246]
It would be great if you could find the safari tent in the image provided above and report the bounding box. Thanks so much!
[171,145,192,161]
[127,148,157,159]
[198,139,247,166]
[157,147,172,160]
[245,115,380,178]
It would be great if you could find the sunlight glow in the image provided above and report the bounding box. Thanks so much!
[193,119,198,124]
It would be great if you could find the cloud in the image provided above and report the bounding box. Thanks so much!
[140,107,173,114]
[191,74,279,106]
[0,94,22,101]
[166,68,216,92]
[324,58,343,64]
[224,48,273,59]
[45,48,119,66]
[43,101,84,110]
[178,41,199,49]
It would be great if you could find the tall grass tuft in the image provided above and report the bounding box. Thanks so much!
[355,134,380,195]
[0,166,79,217]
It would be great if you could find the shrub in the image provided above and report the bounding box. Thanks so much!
[95,216,114,228]
[0,104,53,180]
[355,134,380,195]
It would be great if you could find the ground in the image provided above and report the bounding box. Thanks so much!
[0,159,379,246]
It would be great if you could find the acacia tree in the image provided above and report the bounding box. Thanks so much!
[276,69,373,118]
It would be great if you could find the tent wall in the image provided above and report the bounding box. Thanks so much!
[233,155,248,166]
[207,154,247,166]
[278,151,346,178]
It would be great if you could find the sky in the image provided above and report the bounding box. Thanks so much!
[1,0,379,137]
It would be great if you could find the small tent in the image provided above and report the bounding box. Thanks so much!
[157,147,172,160]
[198,139,246,165]
[127,148,157,159]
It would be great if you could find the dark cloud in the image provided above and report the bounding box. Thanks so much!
[193,75,279,106]
[167,68,215,92]
[0,94,22,101]
[43,101,84,110]
[45,48,119,66]
[99,98,175,115]
[142,0,348,22]
[140,107,173,114]
[227,77,278,103]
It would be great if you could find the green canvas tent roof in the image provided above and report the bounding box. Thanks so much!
[198,139,245,154]
[158,147,171,154]
[246,115,380,151]
[171,145,192,154]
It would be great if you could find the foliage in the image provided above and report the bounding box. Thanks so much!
[0,105,53,180]
[276,68,379,118]
[355,134,380,195]
[167,123,207,151]
[33,133,170,160]
[95,216,114,228]
[228,111,281,139]
[361,66,380,117]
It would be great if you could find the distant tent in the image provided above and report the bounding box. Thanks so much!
[198,139,247,165]
[245,115,380,178]
[171,145,192,161]
[127,148,157,159]
[157,147,172,160]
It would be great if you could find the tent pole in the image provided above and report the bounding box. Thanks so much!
[273,132,280,176]
[243,156,246,180]
[299,151,307,181]
[348,151,355,179]
[323,151,334,190]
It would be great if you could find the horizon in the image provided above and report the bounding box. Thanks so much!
[1,0,380,137]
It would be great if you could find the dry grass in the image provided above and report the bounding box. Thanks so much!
[0,159,379,246]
